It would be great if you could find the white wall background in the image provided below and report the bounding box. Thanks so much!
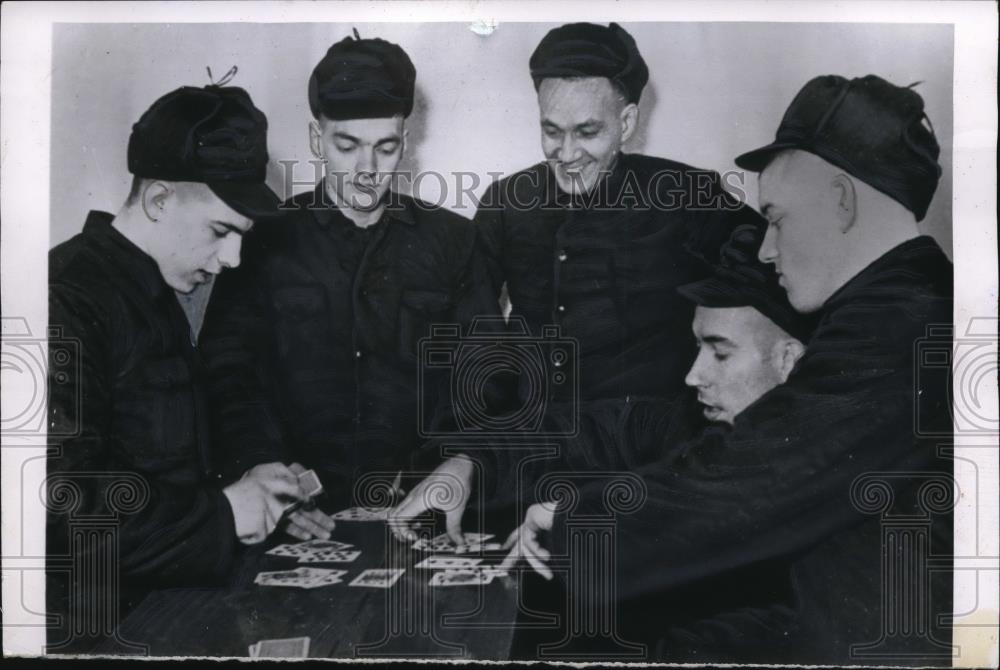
[51,21,953,254]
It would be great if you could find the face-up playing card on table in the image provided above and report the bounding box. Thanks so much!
[297,549,361,564]
[330,506,391,521]
[414,532,497,553]
[429,569,496,587]
[249,636,310,658]
[298,539,353,551]
[430,532,495,545]
[414,556,482,570]
[255,567,344,589]
[348,568,406,588]
[304,569,348,588]
[266,543,315,558]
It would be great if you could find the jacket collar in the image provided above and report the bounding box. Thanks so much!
[822,235,949,311]
[308,181,417,230]
[82,211,170,301]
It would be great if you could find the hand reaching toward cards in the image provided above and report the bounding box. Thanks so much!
[388,456,475,546]
[223,462,327,545]
[498,501,557,580]
[282,464,336,542]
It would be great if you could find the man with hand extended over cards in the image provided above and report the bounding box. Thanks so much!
[45,82,333,653]
[391,74,953,663]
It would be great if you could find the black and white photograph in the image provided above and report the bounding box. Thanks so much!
[0,1,997,665]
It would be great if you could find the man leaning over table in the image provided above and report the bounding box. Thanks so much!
[497,75,955,664]
[46,82,333,653]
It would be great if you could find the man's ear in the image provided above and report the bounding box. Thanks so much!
[620,103,639,145]
[778,338,806,382]
[309,120,324,160]
[832,173,857,232]
[141,180,171,223]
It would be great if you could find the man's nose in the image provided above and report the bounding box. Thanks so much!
[685,351,708,388]
[758,223,778,264]
[218,235,242,270]
[356,147,376,178]
[559,133,580,163]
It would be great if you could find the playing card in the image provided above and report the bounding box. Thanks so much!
[248,642,259,657]
[297,549,361,564]
[265,543,314,558]
[431,532,495,545]
[412,533,500,553]
[298,539,353,551]
[455,542,505,554]
[255,567,343,588]
[330,506,391,521]
[303,569,348,588]
[429,569,495,586]
[255,570,315,588]
[253,636,310,658]
[414,556,482,569]
[297,469,323,498]
[349,568,406,588]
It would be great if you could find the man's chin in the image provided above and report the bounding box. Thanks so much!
[701,406,732,425]
[554,173,596,197]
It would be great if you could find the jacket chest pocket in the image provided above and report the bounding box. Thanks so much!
[397,289,454,361]
[271,285,331,364]
[114,355,199,475]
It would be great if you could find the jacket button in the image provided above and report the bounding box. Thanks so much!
[557,305,566,313]
[355,350,363,358]
[557,251,568,262]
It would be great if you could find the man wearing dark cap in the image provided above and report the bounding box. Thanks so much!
[497,223,811,661]
[208,33,494,511]
[501,75,954,663]
[391,21,762,550]
[46,83,331,653]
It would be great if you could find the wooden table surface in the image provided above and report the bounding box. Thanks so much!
[96,518,525,659]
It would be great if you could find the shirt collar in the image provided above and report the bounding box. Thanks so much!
[83,210,170,300]
[309,182,417,230]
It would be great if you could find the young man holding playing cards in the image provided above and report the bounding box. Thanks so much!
[208,31,497,510]
[46,83,334,653]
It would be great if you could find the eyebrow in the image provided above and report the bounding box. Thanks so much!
[211,220,252,235]
[332,132,401,146]
[541,118,604,132]
[699,334,736,347]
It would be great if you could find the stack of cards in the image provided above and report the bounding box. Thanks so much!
[248,636,310,658]
[279,469,324,519]
[297,469,323,498]
[329,506,392,522]
[266,539,361,564]
[411,532,501,553]
[348,568,406,588]
[254,567,347,589]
